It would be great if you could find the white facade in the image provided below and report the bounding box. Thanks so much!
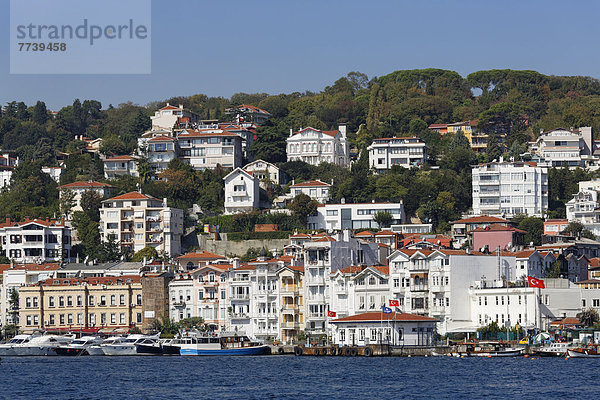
[177,129,243,170]
[566,180,600,236]
[286,126,349,167]
[472,159,548,218]
[243,160,283,187]
[151,103,200,131]
[103,156,139,179]
[533,127,594,168]
[58,181,113,217]
[223,168,260,215]
[0,218,72,263]
[308,202,405,231]
[368,137,428,172]
[289,180,331,203]
[99,192,184,257]
[42,166,63,184]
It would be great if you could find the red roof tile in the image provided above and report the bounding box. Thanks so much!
[107,192,155,201]
[176,250,226,260]
[104,155,136,161]
[452,216,509,224]
[59,181,113,189]
[290,180,331,188]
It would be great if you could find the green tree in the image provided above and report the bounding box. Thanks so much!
[485,134,502,162]
[577,309,599,327]
[59,190,76,217]
[8,289,19,327]
[80,189,104,222]
[563,221,585,239]
[373,210,393,228]
[131,246,159,262]
[177,317,205,330]
[516,216,544,246]
[31,101,49,125]
[288,193,318,225]
[100,135,127,156]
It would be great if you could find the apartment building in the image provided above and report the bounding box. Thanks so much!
[177,129,243,170]
[532,127,594,168]
[146,136,178,174]
[367,137,428,172]
[243,160,285,188]
[0,218,72,263]
[223,168,260,215]
[103,155,139,179]
[289,180,331,203]
[151,103,200,131]
[174,251,227,271]
[308,202,405,231]
[286,125,349,167]
[58,181,114,217]
[99,192,184,257]
[0,153,19,189]
[277,265,304,344]
[18,275,144,334]
[472,159,548,218]
[225,104,272,124]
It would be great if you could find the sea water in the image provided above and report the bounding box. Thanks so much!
[0,355,596,399]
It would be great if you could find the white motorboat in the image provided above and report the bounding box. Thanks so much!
[101,334,159,356]
[86,336,123,356]
[12,335,72,356]
[535,342,569,357]
[0,334,36,356]
[54,336,104,356]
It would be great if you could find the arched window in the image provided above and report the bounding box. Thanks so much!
[209,272,215,282]
[186,262,194,271]
[368,276,376,285]
[220,274,226,283]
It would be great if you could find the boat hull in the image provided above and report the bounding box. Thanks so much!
[568,349,600,358]
[53,347,87,356]
[13,346,58,356]
[135,344,163,355]
[86,346,105,356]
[101,345,138,356]
[0,347,16,356]
[180,345,270,356]
[160,345,181,355]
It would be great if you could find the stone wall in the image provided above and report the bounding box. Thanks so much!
[191,234,290,257]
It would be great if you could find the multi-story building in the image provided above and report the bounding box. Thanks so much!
[99,192,184,257]
[103,155,139,179]
[0,153,19,189]
[289,180,331,203]
[367,137,428,172]
[565,180,600,236]
[277,264,304,344]
[174,251,226,271]
[146,135,178,175]
[471,159,548,218]
[177,129,243,170]
[0,218,72,263]
[18,275,144,334]
[286,125,349,167]
[223,168,261,215]
[243,160,285,188]
[42,166,64,183]
[531,127,594,168]
[58,181,114,217]
[190,263,231,331]
[450,215,510,248]
[225,104,271,124]
[308,202,405,231]
[544,219,569,236]
[151,103,200,131]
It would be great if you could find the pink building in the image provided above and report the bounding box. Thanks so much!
[193,263,231,331]
[471,225,526,251]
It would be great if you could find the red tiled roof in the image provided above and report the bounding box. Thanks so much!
[107,192,155,201]
[293,127,339,138]
[549,317,581,326]
[0,263,61,272]
[331,312,437,323]
[337,265,365,274]
[0,218,66,229]
[371,266,389,275]
[355,231,375,237]
[452,216,509,224]
[469,225,527,234]
[59,181,113,189]
[588,258,600,268]
[375,230,396,236]
[160,105,180,110]
[290,180,331,188]
[178,129,240,138]
[512,250,537,258]
[176,250,226,260]
[149,135,175,142]
[104,155,135,161]
[314,236,336,242]
[290,233,311,238]
[39,275,141,286]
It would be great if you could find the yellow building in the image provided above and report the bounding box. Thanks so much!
[18,275,143,334]
[277,265,304,344]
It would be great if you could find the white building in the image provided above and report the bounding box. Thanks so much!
[243,160,284,188]
[223,168,261,215]
[368,137,428,172]
[308,202,405,231]
[177,129,243,170]
[566,180,600,236]
[0,218,72,263]
[103,155,139,179]
[330,311,437,346]
[532,127,594,168]
[99,192,184,257]
[286,125,349,167]
[0,153,20,189]
[151,103,200,131]
[146,136,178,175]
[472,159,548,218]
[42,166,64,184]
[58,181,114,217]
[226,104,271,124]
[289,180,331,203]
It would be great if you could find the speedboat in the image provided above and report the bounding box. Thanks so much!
[87,336,123,356]
[0,334,36,356]
[535,342,569,357]
[135,337,162,355]
[13,335,72,356]
[158,338,183,355]
[53,336,104,356]
[179,332,270,356]
[568,344,600,358]
[102,334,159,356]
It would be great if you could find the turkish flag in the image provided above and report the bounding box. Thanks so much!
[527,276,545,289]
[389,299,400,307]
[327,311,336,317]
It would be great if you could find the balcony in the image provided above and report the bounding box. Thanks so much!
[280,286,299,294]
[410,284,428,292]
[281,321,301,329]
[230,312,249,319]
[231,294,249,301]
[306,277,325,286]
[231,277,250,283]
[172,301,186,307]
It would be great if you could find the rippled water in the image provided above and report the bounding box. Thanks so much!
[1,355,598,399]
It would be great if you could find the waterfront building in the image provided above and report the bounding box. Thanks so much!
[276,265,304,345]
[17,275,144,334]
[450,215,510,249]
[367,137,428,171]
[544,219,569,236]
[146,135,178,175]
[99,192,184,257]
[174,251,227,271]
[243,160,285,188]
[225,104,271,125]
[471,159,548,218]
[330,312,438,346]
[531,127,594,168]
[286,125,349,167]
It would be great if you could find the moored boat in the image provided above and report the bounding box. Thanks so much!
[179,332,270,356]
[13,335,72,356]
[535,342,569,357]
[454,342,523,357]
[53,336,103,356]
[0,334,36,356]
[101,334,159,356]
[87,336,123,356]
[568,344,600,358]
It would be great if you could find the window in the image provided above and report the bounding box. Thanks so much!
[220,274,226,283]
[137,313,142,323]
[33,315,39,325]
[49,314,55,325]
[100,296,106,306]
[369,276,376,285]
[110,295,116,306]
[77,313,83,325]
[120,295,125,306]
[67,296,73,306]
[370,329,378,342]
[101,313,107,325]
[340,329,345,342]
[198,290,204,300]
[393,278,400,288]
[110,313,116,324]
[137,294,142,305]
[77,296,82,306]
[26,315,32,326]
[221,290,226,300]
[59,314,65,325]
[59,296,65,307]
[120,313,126,324]
[88,295,95,306]
[67,314,73,324]
[49,296,55,307]
[359,329,365,341]
[593,299,600,307]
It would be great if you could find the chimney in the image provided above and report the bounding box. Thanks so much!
[341,197,345,204]
[338,124,347,138]
[179,104,184,109]
[163,198,168,207]
[232,257,240,269]
[289,128,293,137]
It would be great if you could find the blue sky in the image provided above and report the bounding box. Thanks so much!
[1,0,600,110]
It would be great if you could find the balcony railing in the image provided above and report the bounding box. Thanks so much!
[281,322,301,329]
[410,284,428,292]
[230,313,249,319]
[231,294,249,300]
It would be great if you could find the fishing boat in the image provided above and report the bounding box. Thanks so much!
[535,342,569,357]
[179,332,270,356]
[567,344,600,358]
[454,342,523,357]
[53,336,103,356]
